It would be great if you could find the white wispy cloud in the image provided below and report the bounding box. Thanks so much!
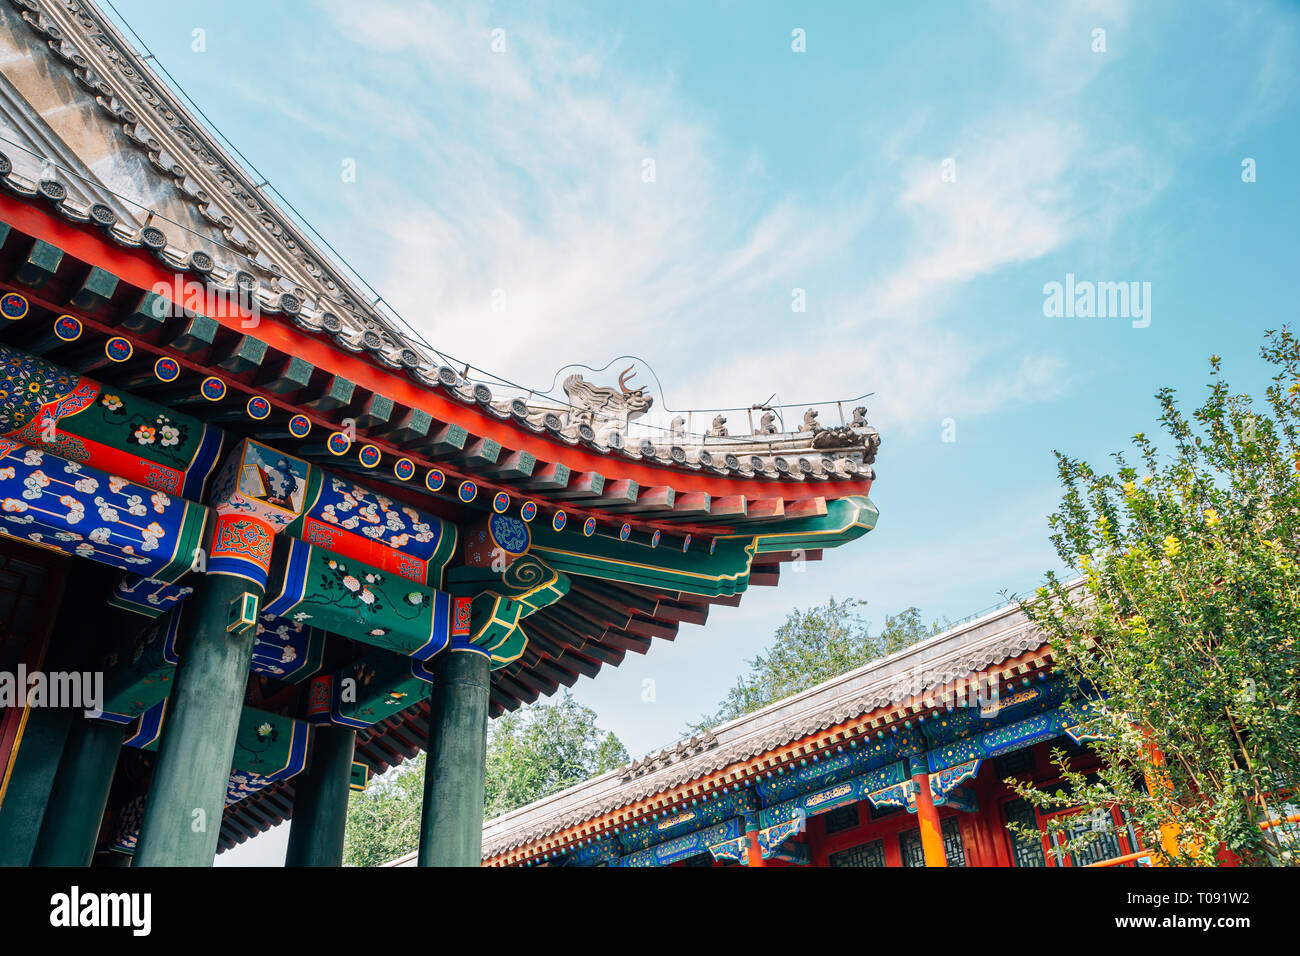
[314,0,1159,433]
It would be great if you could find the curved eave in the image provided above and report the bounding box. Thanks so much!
[0,192,873,544]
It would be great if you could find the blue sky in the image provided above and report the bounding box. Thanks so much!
[98,0,1299,862]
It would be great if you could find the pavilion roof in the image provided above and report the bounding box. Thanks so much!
[0,0,886,856]
[477,591,1071,864]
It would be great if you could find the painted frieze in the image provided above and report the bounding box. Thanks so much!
[284,468,457,587]
[207,439,310,587]
[263,537,452,660]
[0,439,207,580]
[0,343,222,499]
[248,612,325,683]
[108,574,194,618]
[759,760,909,829]
[618,817,744,867]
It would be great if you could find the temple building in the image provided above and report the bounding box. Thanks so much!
[0,0,884,866]
[441,595,1138,869]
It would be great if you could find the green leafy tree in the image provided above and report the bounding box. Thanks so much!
[484,693,628,818]
[689,598,942,732]
[1014,330,1300,866]
[343,693,628,866]
[342,754,425,868]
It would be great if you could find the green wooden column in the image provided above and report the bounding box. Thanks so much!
[31,717,125,866]
[0,706,73,866]
[0,566,112,866]
[418,649,490,867]
[133,573,262,867]
[285,725,356,867]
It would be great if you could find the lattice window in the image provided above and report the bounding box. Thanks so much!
[994,748,1036,779]
[899,817,968,867]
[899,828,925,867]
[823,802,860,835]
[1054,808,1126,867]
[941,816,968,866]
[829,838,886,867]
[1003,798,1048,867]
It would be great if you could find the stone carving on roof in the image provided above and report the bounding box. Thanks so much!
[1,0,883,482]
[561,368,653,445]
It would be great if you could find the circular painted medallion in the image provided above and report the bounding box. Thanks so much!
[154,357,180,382]
[0,292,28,320]
[682,533,692,552]
[288,415,312,438]
[519,501,537,523]
[651,529,661,548]
[327,431,352,455]
[458,480,477,503]
[54,315,82,341]
[619,523,631,541]
[105,337,133,362]
[425,469,446,492]
[492,491,510,513]
[200,376,226,401]
[246,396,271,420]
[552,510,567,532]
[394,458,415,481]
[359,444,382,468]
[583,516,596,537]
[709,538,718,555]
[488,513,531,556]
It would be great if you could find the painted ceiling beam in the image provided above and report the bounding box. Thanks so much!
[670,494,745,523]
[416,421,467,458]
[258,354,315,395]
[548,470,604,500]
[350,392,394,430]
[603,484,674,513]
[480,449,536,481]
[213,335,268,375]
[515,461,570,491]
[300,374,356,412]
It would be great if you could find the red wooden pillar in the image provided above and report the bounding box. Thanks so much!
[745,819,767,867]
[912,763,948,867]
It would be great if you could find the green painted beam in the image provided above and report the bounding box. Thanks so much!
[15,239,63,287]
[516,462,570,491]
[418,650,490,867]
[214,335,269,375]
[67,266,119,312]
[284,725,355,867]
[548,470,604,500]
[302,375,356,412]
[259,355,315,395]
[133,573,263,867]
[30,718,125,867]
[350,392,393,429]
[481,449,536,481]
[120,291,170,334]
[457,437,500,469]
[168,314,221,356]
[419,422,467,458]
[380,407,432,444]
